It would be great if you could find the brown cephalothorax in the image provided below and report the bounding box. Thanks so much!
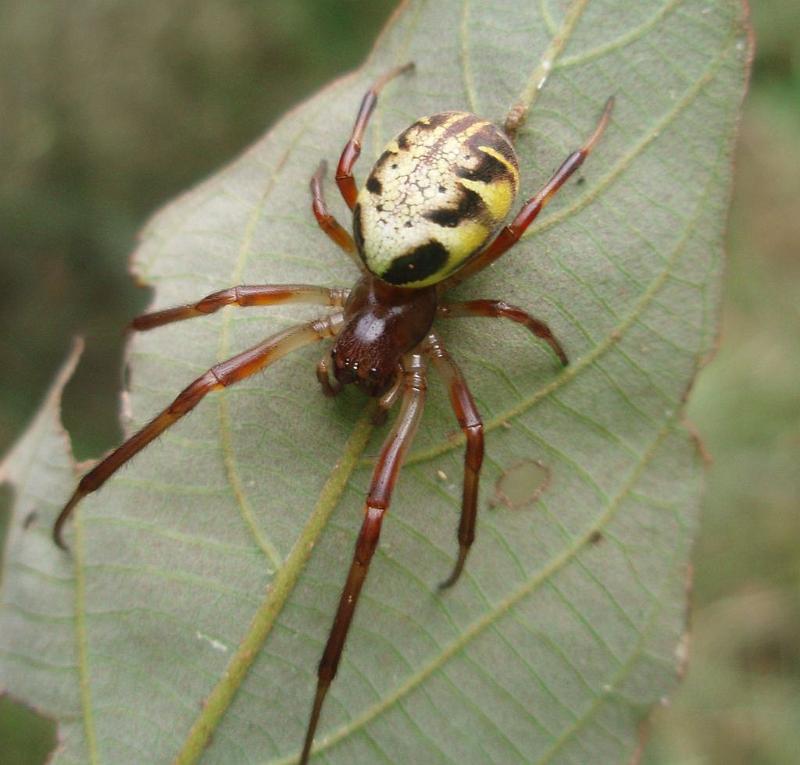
[331,276,438,396]
[52,62,613,764]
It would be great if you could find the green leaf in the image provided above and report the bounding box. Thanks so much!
[0,340,88,764]
[1,2,751,763]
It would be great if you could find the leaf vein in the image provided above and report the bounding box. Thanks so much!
[172,408,374,764]
[557,0,685,69]
[405,33,736,469]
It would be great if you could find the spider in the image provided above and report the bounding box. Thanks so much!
[52,62,613,763]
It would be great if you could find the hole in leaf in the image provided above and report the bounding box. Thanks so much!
[493,459,551,509]
[0,695,57,765]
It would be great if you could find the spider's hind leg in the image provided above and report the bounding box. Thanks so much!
[425,332,484,590]
[442,97,614,289]
[310,161,362,270]
[335,62,414,210]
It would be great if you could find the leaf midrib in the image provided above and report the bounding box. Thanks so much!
[172,408,375,764]
[163,8,432,764]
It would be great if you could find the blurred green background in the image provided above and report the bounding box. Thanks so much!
[1,1,797,763]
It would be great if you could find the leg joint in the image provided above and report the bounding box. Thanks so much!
[310,313,344,339]
[328,287,349,308]
[464,424,484,470]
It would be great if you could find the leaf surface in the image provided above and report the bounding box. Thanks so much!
[0,2,751,763]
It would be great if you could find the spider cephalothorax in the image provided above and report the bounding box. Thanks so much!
[329,276,437,396]
[52,62,613,764]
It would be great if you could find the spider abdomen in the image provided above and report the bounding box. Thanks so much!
[355,111,519,288]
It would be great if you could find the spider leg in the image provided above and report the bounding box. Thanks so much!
[425,333,484,590]
[442,97,614,288]
[310,161,361,269]
[53,314,344,549]
[130,284,348,332]
[438,300,568,366]
[300,353,426,765]
[335,62,414,210]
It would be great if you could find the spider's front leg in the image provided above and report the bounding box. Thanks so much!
[53,314,344,548]
[300,353,427,765]
[130,284,348,331]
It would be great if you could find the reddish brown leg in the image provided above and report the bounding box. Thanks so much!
[300,353,426,765]
[310,161,359,263]
[443,97,614,288]
[425,333,484,590]
[53,314,344,549]
[335,62,414,210]
[130,285,348,332]
[438,300,568,366]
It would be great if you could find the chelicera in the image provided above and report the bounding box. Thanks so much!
[53,62,613,762]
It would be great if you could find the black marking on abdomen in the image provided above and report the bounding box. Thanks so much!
[413,113,453,132]
[366,175,383,194]
[443,114,483,142]
[352,203,364,250]
[457,146,514,185]
[382,240,448,285]
[423,184,487,228]
[468,126,517,160]
[373,148,399,174]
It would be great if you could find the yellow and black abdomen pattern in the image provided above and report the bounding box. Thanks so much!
[354,112,519,288]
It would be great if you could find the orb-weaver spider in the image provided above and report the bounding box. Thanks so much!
[53,62,613,763]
